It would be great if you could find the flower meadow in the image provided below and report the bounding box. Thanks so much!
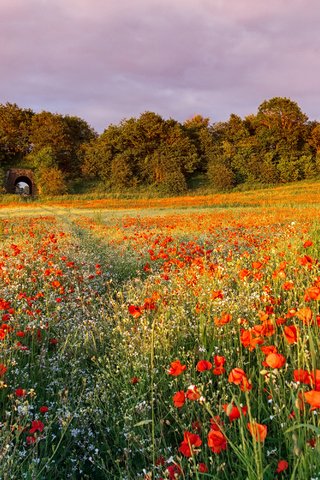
[0,201,319,479]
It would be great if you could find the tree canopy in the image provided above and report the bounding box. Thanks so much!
[1,97,319,195]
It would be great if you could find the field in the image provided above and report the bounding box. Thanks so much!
[0,183,320,479]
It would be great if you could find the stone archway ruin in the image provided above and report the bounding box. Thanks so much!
[5,169,37,196]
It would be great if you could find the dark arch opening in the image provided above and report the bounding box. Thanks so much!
[14,176,32,195]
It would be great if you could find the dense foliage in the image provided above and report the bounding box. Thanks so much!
[1,97,320,194]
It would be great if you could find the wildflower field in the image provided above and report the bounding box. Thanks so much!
[0,189,320,479]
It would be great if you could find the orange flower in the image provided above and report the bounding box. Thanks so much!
[296,307,313,325]
[239,269,250,280]
[213,355,226,375]
[196,360,213,372]
[283,281,294,290]
[265,353,286,369]
[276,460,289,473]
[168,360,187,376]
[173,391,186,408]
[211,290,223,300]
[240,329,263,351]
[261,345,278,355]
[128,305,143,318]
[214,312,232,326]
[228,368,252,391]
[304,286,320,301]
[303,240,313,248]
[207,430,227,453]
[283,325,298,344]
[304,390,320,410]
[247,422,267,442]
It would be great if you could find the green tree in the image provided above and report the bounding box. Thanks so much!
[0,103,34,167]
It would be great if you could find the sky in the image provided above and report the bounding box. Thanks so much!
[1,0,320,132]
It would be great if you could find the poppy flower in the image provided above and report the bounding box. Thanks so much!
[196,360,212,372]
[265,353,286,369]
[276,459,289,473]
[211,290,223,300]
[212,358,226,375]
[214,313,232,326]
[128,305,143,318]
[304,390,320,410]
[166,464,182,479]
[178,431,202,457]
[284,325,298,344]
[247,422,267,442]
[15,388,27,397]
[210,416,224,431]
[168,360,187,376]
[207,429,227,453]
[131,376,139,384]
[293,369,311,384]
[173,390,185,408]
[303,240,313,248]
[39,406,49,413]
[29,420,44,434]
[186,385,201,401]
[296,307,313,325]
[223,403,248,422]
[0,364,7,377]
[198,463,208,473]
[26,436,36,445]
[228,368,252,391]
[304,286,320,301]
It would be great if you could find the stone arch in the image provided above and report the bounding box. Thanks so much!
[5,169,37,196]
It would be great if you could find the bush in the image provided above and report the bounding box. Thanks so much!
[207,162,235,190]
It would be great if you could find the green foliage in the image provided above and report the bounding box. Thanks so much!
[36,166,68,195]
[207,162,235,190]
[1,98,320,195]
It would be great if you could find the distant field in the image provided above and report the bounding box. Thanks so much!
[0,184,319,479]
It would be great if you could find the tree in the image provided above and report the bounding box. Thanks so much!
[0,103,34,167]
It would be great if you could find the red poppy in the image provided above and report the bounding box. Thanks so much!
[304,390,320,410]
[265,353,286,369]
[186,385,201,401]
[214,313,232,326]
[296,307,313,325]
[223,403,248,422]
[293,369,311,384]
[196,360,212,372]
[173,391,186,408]
[168,360,187,376]
[198,463,208,473]
[228,368,252,391]
[178,431,202,457]
[304,286,320,301]
[283,325,298,344]
[128,305,143,318]
[276,459,289,473]
[29,420,44,434]
[166,464,182,479]
[39,406,49,413]
[247,422,267,442]
[207,429,227,453]
[0,364,7,377]
[213,355,226,375]
[15,388,27,397]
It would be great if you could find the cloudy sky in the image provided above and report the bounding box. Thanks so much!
[1,0,319,132]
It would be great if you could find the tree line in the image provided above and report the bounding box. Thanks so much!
[1,97,320,195]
